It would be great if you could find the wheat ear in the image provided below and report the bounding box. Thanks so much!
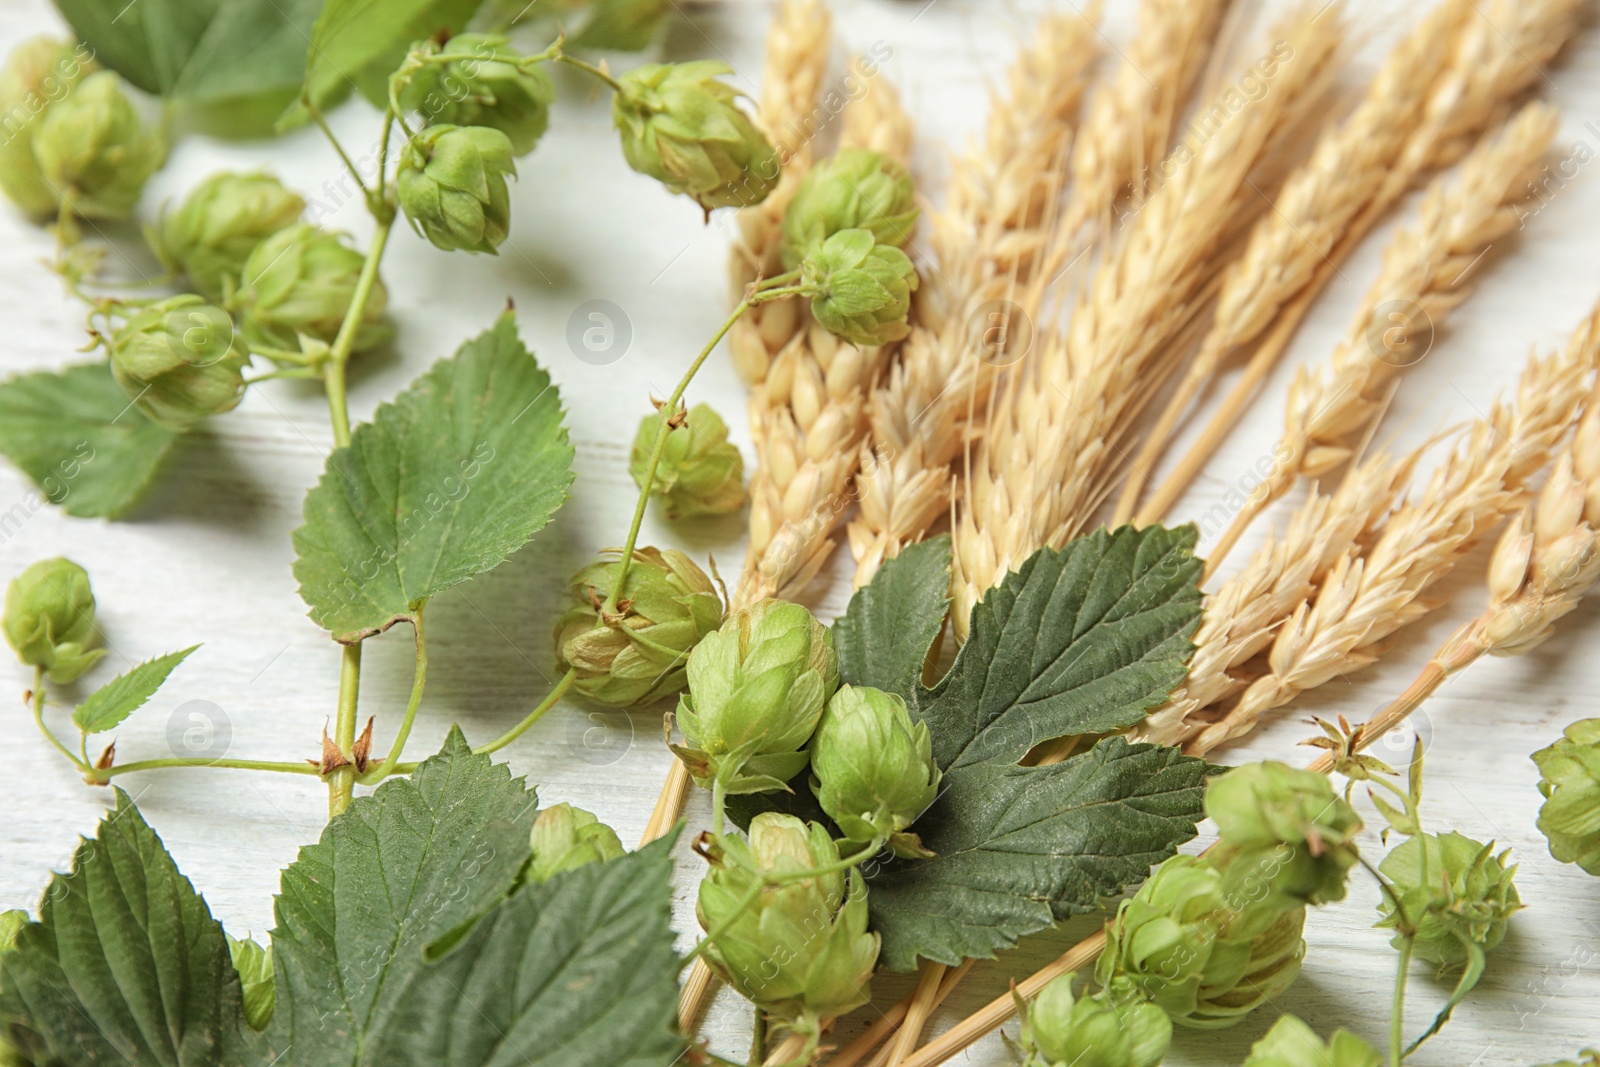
[1138,0,1585,527]
[847,10,1100,587]
[727,0,834,386]
[1190,303,1600,754]
[949,5,1345,636]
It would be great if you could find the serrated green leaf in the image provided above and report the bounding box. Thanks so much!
[0,788,253,1065]
[52,0,322,105]
[291,312,575,642]
[867,737,1212,970]
[832,535,950,701]
[72,645,199,735]
[0,363,181,519]
[918,524,1203,770]
[365,834,684,1067]
[262,728,540,1066]
[290,0,485,123]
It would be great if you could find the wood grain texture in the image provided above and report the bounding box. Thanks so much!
[0,2,1597,1065]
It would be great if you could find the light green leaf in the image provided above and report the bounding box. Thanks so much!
[72,645,199,735]
[365,834,684,1067]
[572,0,671,52]
[867,737,1212,970]
[0,363,181,519]
[292,311,575,642]
[263,729,541,1067]
[52,0,322,105]
[291,0,486,121]
[832,534,950,702]
[0,789,254,1064]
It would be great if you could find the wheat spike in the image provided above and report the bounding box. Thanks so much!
[728,0,834,386]
[1191,304,1600,753]
[847,10,1100,587]
[949,5,1345,636]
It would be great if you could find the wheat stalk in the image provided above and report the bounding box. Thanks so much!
[846,10,1101,588]
[949,5,1345,636]
[1189,303,1600,754]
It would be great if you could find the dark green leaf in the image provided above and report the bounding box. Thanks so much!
[0,363,181,519]
[0,789,253,1064]
[52,0,322,105]
[365,835,684,1067]
[869,738,1212,970]
[73,645,200,735]
[918,524,1203,770]
[832,534,950,702]
[292,0,486,121]
[291,312,575,642]
[263,729,540,1066]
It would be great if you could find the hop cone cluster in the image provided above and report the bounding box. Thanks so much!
[630,403,745,519]
[151,172,305,300]
[1376,831,1521,968]
[1532,718,1600,874]
[1019,974,1171,1067]
[527,803,625,883]
[3,558,103,684]
[1242,1015,1382,1067]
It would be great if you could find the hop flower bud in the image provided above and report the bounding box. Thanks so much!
[1242,1015,1382,1067]
[1020,974,1171,1067]
[1095,853,1305,1029]
[108,296,248,432]
[1206,761,1363,906]
[630,402,745,519]
[801,229,919,347]
[0,37,96,218]
[781,149,918,268]
[555,548,722,708]
[674,599,838,794]
[3,558,104,684]
[527,803,625,883]
[1376,830,1520,968]
[151,172,305,301]
[696,813,880,1030]
[612,60,779,212]
[32,70,163,220]
[397,34,556,156]
[1532,718,1600,875]
[236,223,391,356]
[397,124,517,254]
[226,935,275,1031]
[810,684,940,856]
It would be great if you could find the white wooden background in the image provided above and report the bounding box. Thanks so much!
[1,1,1598,1064]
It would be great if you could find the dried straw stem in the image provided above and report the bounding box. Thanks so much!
[1138,0,1585,527]
[1190,302,1600,754]
[950,6,1345,635]
[1199,102,1557,572]
[848,11,1100,586]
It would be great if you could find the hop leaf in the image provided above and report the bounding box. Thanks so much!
[630,402,745,519]
[3,557,104,684]
[396,34,556,156]
[801,229,919,347]
[781,148,918,267]
[1532,718,1600,874]
[397,124,518,254]
[150,171,305,300]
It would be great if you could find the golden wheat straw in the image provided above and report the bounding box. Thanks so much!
[1138,0,1585,528]
[948,5,1345,637]
[846,10,1101,587]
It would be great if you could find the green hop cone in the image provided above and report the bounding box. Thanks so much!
[226,935,275,1031]
[674,599,838,794]
[1532,718,1600,874]
[801,229,919,347]
[236,223,391,357]
[1206,761,1363,906]
[612,60,779,212]
[696,813,879,1033]
[32,70,163,220]
[108,296,248,432]
[397,124,517,254]
[809,684,940,856]
[1095,853,1305,1029]
[554,547,723,707]
[527,803,625,883]
[781,148,918,268]
[1019,974,1171,1067]
[1375,830,1521,968]
[1241,1015,1382,1067]
[151,172,306,301]
[3,558,104,684]
[0,37,95,218]
[397,34,555,156]
[631,402,745,519]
